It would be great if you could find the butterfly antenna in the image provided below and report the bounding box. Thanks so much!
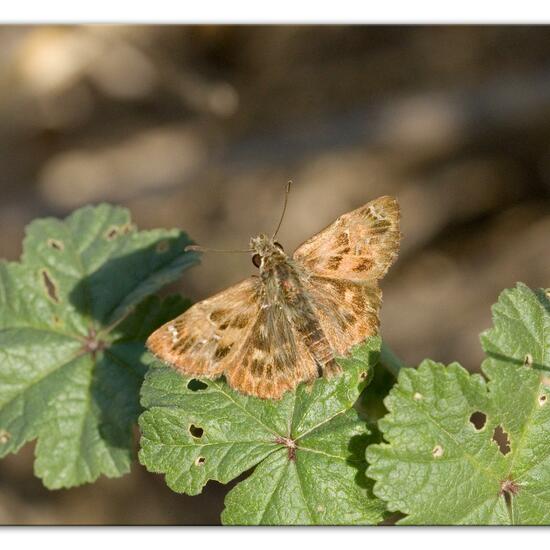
[272,180,292,240]
[185,244,252,253]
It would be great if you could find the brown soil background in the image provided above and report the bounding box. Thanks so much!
[0,25,548,524]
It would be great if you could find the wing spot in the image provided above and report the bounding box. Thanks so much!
[327,278,350,297]
[230,314,248,329]
[352,258,374,272]
[273,353,286,371]
[210,309,227,323]
[371,220,391,234]
[174,336,196,352]
[344,313,357,327]
[352,292,365,313]
[214,344,232,360]
[326,256,342,270]
[336,233,350,247]
[167,324,178,343]
[252,334,270,351]
[251,359,263,376]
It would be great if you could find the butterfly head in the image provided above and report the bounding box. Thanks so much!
[250,234,286,269]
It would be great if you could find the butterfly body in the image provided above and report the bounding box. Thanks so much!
[147,196,401,399]
[253,240,337,376]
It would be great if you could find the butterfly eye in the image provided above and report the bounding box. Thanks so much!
[252,254,261,268]
[274,242,284,251]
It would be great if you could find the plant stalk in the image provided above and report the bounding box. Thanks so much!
[380,342,407,377]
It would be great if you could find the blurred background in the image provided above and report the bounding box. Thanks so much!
[0,25,549,524]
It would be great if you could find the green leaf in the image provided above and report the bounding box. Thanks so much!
[139,336,386,525]
[366,284,550,525]
[0,204,199,488]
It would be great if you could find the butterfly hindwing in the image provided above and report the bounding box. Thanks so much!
[226,302,318,399]
[302,275,382,356]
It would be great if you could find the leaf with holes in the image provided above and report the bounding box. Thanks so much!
[0,204,199,488]
[366,284,550,525]
[139,336,386,525]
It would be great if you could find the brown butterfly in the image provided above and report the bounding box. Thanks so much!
[147,191,400,399]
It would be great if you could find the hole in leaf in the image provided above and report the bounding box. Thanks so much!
[492,425,511,455]
[189,424,204,438]
[523,353,533,367]
[40,269,60,303]
[432,445,444,458]
[47,238,64,251]
[360,371,368,380]
[195,456,206,466]
[104,224,133,239]
[104,226,120,240]
[0,430,11,444]
[469,411,487,431]
[539,394,547,406]
[187,379,208,391]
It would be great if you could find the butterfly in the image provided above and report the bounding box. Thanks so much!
[146,194,400,399]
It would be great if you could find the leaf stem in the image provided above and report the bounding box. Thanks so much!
[379,342,407,377]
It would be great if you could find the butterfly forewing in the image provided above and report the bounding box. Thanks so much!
[293,195,400,281]
[146,278,260,377]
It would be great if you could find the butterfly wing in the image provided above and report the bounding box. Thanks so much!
[146,276,319,399]
[293,195,400,281]
[148,196,400,399]
[293,195,400,353]
[146,278,261,378]
[301,275,382,355]
[226,302,318,399]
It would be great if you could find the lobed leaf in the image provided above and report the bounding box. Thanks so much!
[367,284,550,525]
[0,204,199,488]
[139,336,386,525]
